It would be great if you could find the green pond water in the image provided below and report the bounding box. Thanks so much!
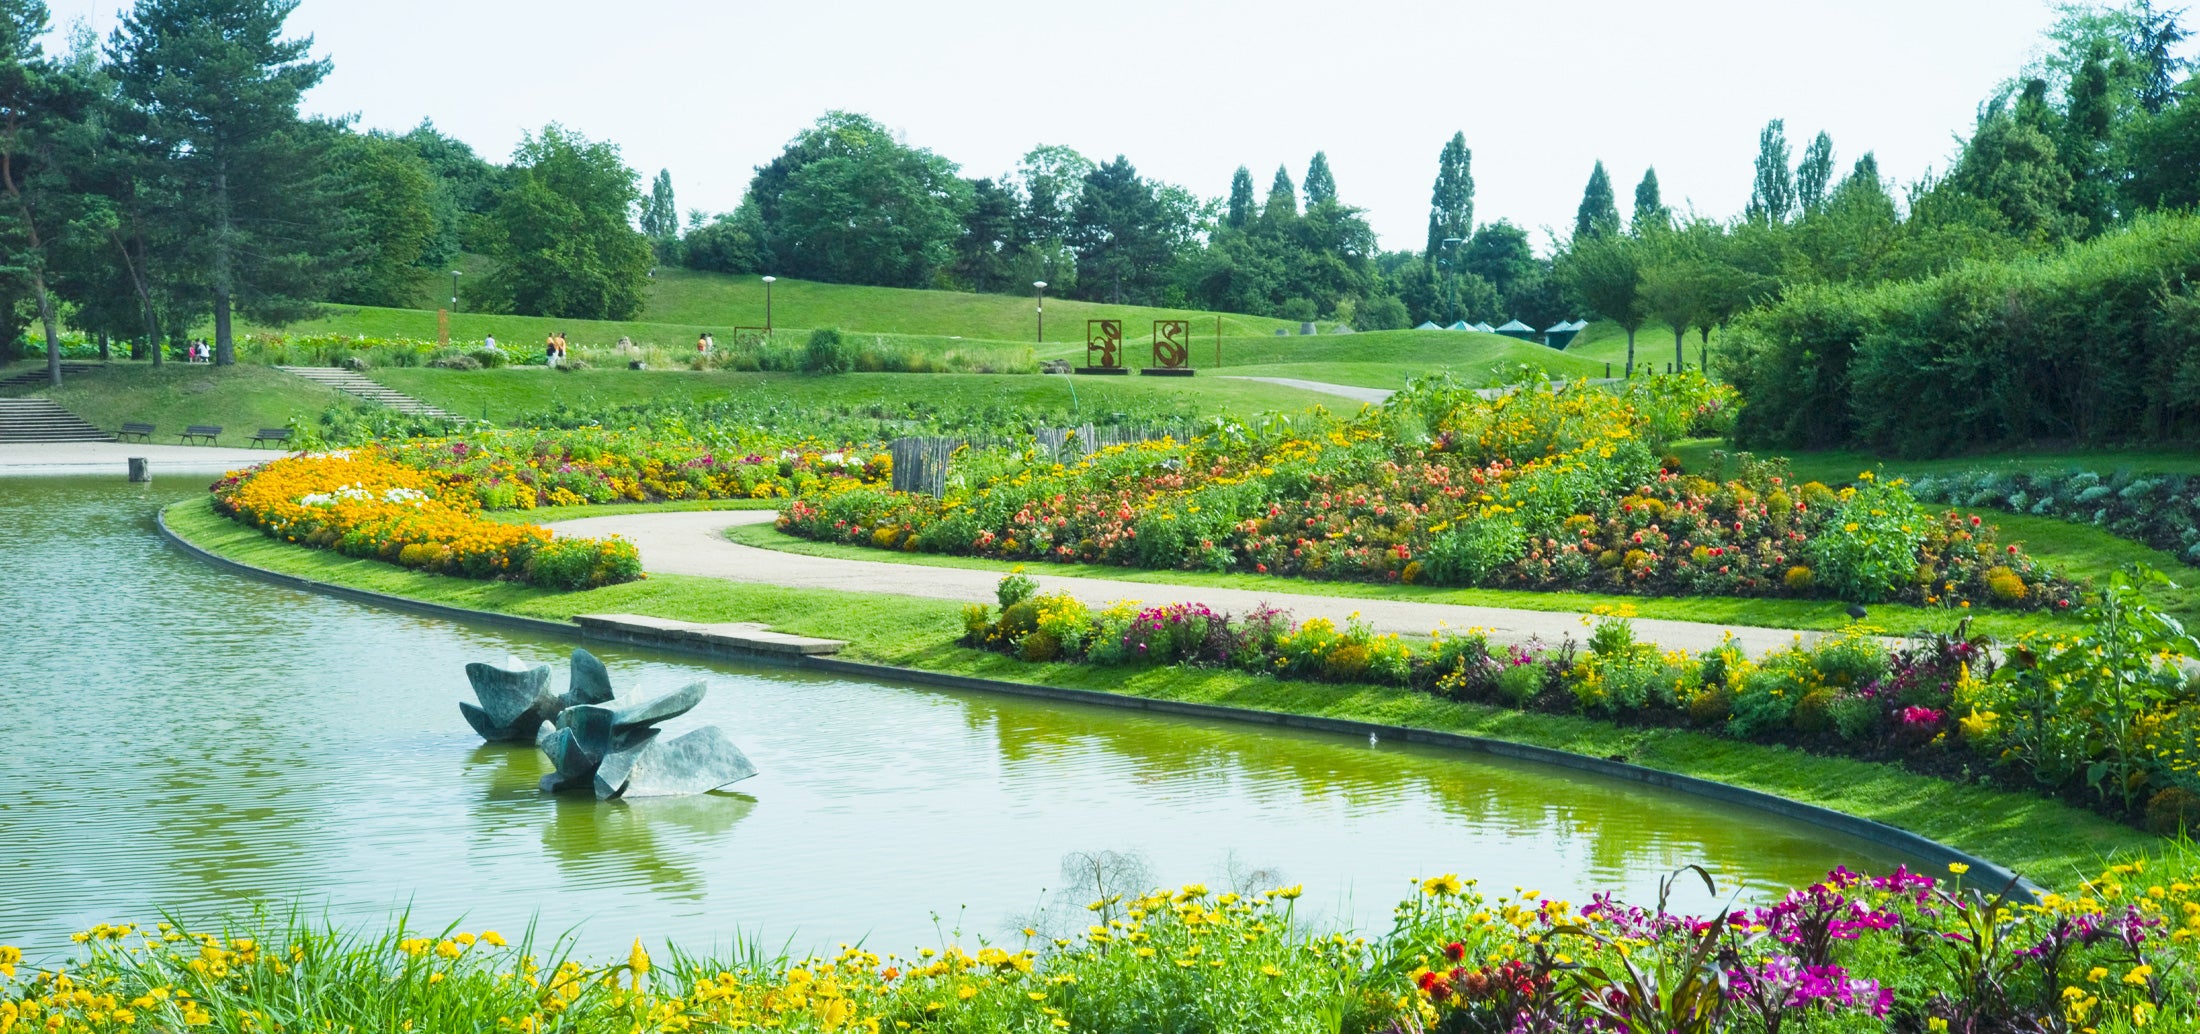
[0,475,1919,960]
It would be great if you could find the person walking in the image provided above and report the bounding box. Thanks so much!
[697,332,713,355]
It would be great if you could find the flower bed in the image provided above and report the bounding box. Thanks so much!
[9,856,2196,1032]
[210,450,640,590]
[382,429,889,510]
[965,568,2200,831]
[1913,467,2200,566]
[782,375,2077,612]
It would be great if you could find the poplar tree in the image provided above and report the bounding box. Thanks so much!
[1263,164,1295,221]
[1746,119,1796,224]
[1224,165,1254,228]
[1573,160,1619,240]
[1631,167,1668,233]
[1424,131,1473,259]
[1302,151,1336,205]
[639,168,678,259]
[1795,131,1835,214]
[108,0,332,365]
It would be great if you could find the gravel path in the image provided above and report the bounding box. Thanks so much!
[1220,377,1394,404]
[0,442,274,477]
[553,510,1834,656]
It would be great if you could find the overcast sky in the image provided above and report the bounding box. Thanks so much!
[45,1,2125,252]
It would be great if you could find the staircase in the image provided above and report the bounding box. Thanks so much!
[0,397,114,442]
[0,363,100,392]
[277,366,456,420]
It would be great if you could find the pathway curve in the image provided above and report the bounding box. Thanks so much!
[0,441,275,476]
[1221,376,1393,404]
[552,510,1833,655]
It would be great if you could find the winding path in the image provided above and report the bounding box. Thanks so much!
[1220,377,1394,404]
[551,510,1833,656]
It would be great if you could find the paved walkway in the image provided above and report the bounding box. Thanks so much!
[0,441,276,477]
[1222,377,1393,404]
[551,510,1831,655]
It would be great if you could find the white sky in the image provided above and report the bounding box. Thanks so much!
[48,1,2105,253]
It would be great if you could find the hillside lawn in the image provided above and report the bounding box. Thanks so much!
[6,362,365,441]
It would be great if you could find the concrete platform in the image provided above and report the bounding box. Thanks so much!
[573,612,848,657]
[0,441,281,477]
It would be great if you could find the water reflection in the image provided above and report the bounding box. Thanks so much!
[0,477,1916,960]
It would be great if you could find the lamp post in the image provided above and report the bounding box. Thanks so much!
[1440,237,1465,325]
[450,270,462,312]
[1033,280,1047,343]
[761,275,776,336]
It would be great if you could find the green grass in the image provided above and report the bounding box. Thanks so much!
[1560,319,1710,371]
[264,268,1299,349]
[20,362,364,439]
[162,495,2162,885]
[715,521,2083,639]
[371,368,1344,425]
[1674,438,2200,483]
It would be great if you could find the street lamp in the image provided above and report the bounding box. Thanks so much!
[450,270,462,312]
[1033,280,1047,343]
[761,275,777,336]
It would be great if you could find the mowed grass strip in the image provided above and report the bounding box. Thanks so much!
[161,494,2160,884]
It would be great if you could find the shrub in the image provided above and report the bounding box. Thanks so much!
[1808,483,1927,602]
[803,327,853,374]
[1495,657,1546,706]
[429,354,481,371]
[1420,517,1526,586]
[1984,565,2028,603]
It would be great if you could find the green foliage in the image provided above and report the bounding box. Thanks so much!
[1729,212,2200,454]
[1794,131,1835,214]
[1420,517,1527,586]
[1807,483,1928,603]
[323,132,437,308]
[1573,160,1619,241]
[1426,132,1474,259]
[1746,119,1795,224]
[801,327,853,375]
[476,124,654,321]
[1630,167,1667,233]
[1302,150,1336,206]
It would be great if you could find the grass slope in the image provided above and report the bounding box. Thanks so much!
[373,368,1345,424]
[162,495,2160,885]
[1033,329,1608,389]
[21,363,362,440]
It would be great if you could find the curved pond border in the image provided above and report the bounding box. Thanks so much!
[157,506,2044,903]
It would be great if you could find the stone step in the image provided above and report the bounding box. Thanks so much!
[0,397,114,442]
[275,366,457,420]
[0,363,102,391]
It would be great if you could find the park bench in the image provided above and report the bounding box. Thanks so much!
[117,422,155,442]
[179,425,222,445]
[248,428,292,448]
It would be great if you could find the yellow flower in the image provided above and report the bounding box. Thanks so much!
[1948,863,1970,876]
[1421,874,1464,897]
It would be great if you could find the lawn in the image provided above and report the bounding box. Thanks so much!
[22,362,364,440]
[162,495,2161,885]
[717,521,2086,639]
[371,367,1344,424]
[1035,328,1608,389]
[263,268,1300,349]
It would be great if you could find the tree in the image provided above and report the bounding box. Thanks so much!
[0,0,91,384]
[2062,44,2117,233]
[1573,160,1619,240]
[1949,93,2076,241]
[1263,164,1296,223]
[1795,131,1835,213]
[639,168,677,262]
[1746,119,1796,224]
[1303,151,1336,206]
[1425,131,1473,259]
[1069,155,1180,305]
[2125,74,2200,211]
[1556,232,1645,375]
[951,176,1016,292]
[322,130,435,307]
[742,114,971,287]
[680,210,761,274]
[1631,167,1667,234]
[109,0,333,366]
[50,22,173,365]
[476,124,653,319]
[396,119,498,267]
[2129,0,2193,113]
[1224,165,1254,229]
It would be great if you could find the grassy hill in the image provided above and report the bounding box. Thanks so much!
[1560,319,1724,373]
[19,362,365,441]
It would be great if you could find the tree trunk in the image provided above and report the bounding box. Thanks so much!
[1624,326,1637,378]
[36,273,58,387]
[213,163,235,366]
[112,228,160,368]
[98,332,109,362]
[1674,326,1686,373]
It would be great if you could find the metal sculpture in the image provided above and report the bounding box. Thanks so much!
[1079,319,1127,374]
[1143,320,1193,376]
[462,650,757,800]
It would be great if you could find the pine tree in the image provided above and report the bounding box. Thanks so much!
[1225,165,1254,228]
[1795,131,1835,213]
[1302,151,1336,206]
[1746,119,1796,224]
[1263,164,1296,222]
[2063,44,2115,233]
[2128,0,2192,113]
[109,0,332,365]
[1631,168,1667,233]
[1573,160,1619,241]
[1846,152,1882,190]
[0,0,90,385]
[1425,132,1473,259]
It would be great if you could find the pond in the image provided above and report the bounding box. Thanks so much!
[0,475,1918,960]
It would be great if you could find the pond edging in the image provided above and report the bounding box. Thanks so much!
[157,504,2044,903]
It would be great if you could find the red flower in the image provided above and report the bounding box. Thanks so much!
[1444,941,1466,962]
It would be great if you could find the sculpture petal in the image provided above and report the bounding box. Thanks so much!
[565,649,615,707]
[608,681,707,733]
[459,700,539,742]
[464,660,553,729]
[592,729,662,800]
[616,727,759,798]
